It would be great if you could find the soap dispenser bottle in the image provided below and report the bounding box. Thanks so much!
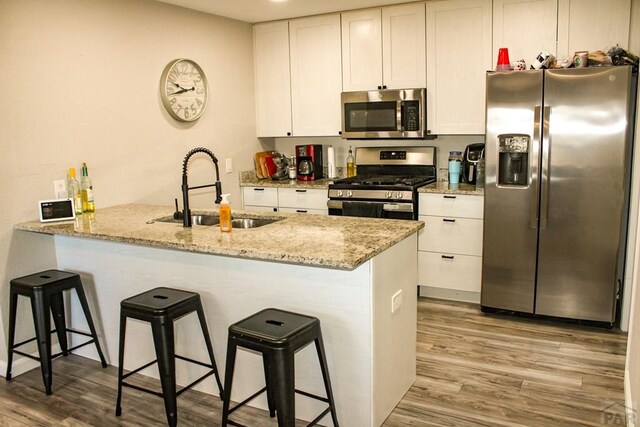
[219,194,232,232]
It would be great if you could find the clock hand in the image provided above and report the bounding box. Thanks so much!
[172,88,189,95]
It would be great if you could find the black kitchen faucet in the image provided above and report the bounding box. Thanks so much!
[181,147,222,227]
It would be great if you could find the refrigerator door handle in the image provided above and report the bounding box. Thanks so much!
[540,106,551,230]
[531,106,542,229]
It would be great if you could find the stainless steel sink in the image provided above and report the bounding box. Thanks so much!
[154,214,280,228]
[230,218,279,229]
[155,214,219,226]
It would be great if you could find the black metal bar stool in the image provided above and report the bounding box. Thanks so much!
[115,287,224,427]
[221,308,339,427]
[5,269,107,395]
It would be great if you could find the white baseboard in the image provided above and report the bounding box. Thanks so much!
[419,286,480,304]
[0,356,40,379]
[625,368,637,427]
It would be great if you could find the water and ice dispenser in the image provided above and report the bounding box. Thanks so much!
[498,135,529,186]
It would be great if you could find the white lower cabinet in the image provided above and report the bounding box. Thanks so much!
[418,193,484,302]
[242,186,328,214]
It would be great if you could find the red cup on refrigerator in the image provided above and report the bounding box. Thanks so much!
[496,48,511,71]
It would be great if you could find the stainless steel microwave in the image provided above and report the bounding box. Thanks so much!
[341,88,427,139]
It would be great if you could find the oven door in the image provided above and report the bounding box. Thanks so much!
[327,200,415,220]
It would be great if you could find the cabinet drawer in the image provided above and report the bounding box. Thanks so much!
[279,207,327,215]
[244,205,278,213]
[278,188,328,210]
[418,216,483,256]
[419,193,484,219]
[418,251,482,292]
[242,187,278,207]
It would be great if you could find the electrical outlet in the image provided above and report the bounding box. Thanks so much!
[391,289,403,313]
[53,180,67,198]
[225,158,233,173]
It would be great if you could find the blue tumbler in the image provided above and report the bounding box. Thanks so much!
[448,151,462,184]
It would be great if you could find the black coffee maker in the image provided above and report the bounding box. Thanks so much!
[295,144,323,181]
[462,143,485,185]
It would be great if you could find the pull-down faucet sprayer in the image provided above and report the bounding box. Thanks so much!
[181,147,222,227]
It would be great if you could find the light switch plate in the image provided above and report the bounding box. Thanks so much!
[225,158,233,173]
[53,180,67,198]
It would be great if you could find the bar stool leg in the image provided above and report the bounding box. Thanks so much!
[115,313,127,417]
[315,332,339,427]
[221,336,237,427]
[5,289,19,381]
[195,301,224,399]
[263,354,276,418]
[151,318,178,427]
[50,292,68,356]
[74,283,107,368]
[31,291,53,395]
[270,350,296,427]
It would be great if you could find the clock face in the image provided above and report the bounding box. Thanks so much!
[160,59,208,122]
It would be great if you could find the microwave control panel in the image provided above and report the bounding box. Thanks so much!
[402,101,420,131]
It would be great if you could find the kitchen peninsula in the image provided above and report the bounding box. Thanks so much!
[15,204,422,426]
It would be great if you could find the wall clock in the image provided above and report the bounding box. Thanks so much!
[160,58,208,122]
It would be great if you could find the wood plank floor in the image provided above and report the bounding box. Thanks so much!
[0,297,627,426]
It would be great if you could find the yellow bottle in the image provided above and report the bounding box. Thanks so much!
[219,194,232,232]
[346,146,355,178]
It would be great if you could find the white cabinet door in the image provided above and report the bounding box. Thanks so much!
[418,216,484,256]
[253,22,292,137]
[342,9,383,91]
[426,0,492,135]
[493,0,558,67]
[278,188,328,211]
[242,187,278,207]
[419,193,484,219]
[290,15,343,137]
[557,0,631,58]
[382,3,426,89]
[418,251,482,292]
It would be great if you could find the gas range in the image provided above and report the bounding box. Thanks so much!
[327,146,437,220]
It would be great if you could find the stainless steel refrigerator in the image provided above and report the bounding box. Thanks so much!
[481,66,636,324]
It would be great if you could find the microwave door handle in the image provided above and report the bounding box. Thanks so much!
[397,101,403,132]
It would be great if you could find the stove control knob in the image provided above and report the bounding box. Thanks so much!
[386,191,393,199]
[338,190,344,197]
[348,190,354,197]
[396,192,403,199]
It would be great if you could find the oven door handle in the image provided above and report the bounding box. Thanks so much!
[327,200,414,213]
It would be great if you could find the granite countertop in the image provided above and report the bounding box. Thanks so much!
[239,171,335,189]
[16,204,423,270]
[419,181,484,196]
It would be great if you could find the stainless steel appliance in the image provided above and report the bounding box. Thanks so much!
[482,66,636,325]
[327,146,436,219]
[295,144,323,181]
[462,143,485,185]
[341,88,426,139]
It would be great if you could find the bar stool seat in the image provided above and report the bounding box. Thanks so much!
[115,287,224,427]
[221,308,339,427]
[5,269,107,395]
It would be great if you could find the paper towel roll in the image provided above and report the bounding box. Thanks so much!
[327,145,336,178]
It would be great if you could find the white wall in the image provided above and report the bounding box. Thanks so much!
[0,0,259,367]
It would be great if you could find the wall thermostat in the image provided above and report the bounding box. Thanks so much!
[38,198,76,223]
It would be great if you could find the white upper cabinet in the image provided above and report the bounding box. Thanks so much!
[341,9,383,91]
[557,0,631,58]
[426,0,492,135]
[289,15,343,136]
[253,21,292,137]
[342,3,426,91]
[493,0,558,67]
[382,3,427,89]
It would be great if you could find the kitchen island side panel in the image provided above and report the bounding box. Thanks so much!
[52,234,386,425]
